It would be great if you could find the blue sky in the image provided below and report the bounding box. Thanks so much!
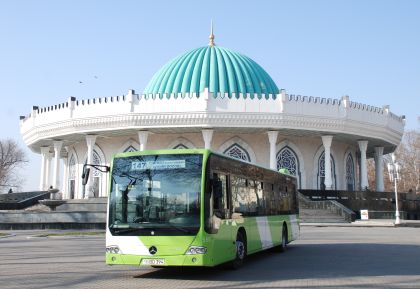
[0,0,419,191]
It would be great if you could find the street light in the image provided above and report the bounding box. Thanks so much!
[387,153,401,225]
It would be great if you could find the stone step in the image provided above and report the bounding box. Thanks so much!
[64,198,108,204]
[299,208,348,223]
[301,218,346,223]
[56,198,107,212]
[0,210,106,230]
[299,212,342,218]
[300,208,342,214]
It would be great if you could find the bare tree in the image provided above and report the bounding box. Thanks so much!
[394,130,420,194]
[0,139,28,193]
[367,158,376,190]
[367,130,420,193]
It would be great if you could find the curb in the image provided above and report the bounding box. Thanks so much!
[301,222,420,228]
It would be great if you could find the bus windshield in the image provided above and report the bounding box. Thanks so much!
[108,154,203,236]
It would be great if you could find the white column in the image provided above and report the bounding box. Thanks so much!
[357,153,362,190]
[322,136,333,190]
[39,147,50,191]
[358,140,369,191]
[85,135,97,199]
[45,153,53,190]
[138,131,149,151]
[267,131,279,170]
[374,146,384,192]
[202,129,214,149]
[61,156,68,199]
[52,141,63,192]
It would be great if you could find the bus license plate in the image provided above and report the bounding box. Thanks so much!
[141,259,165,265]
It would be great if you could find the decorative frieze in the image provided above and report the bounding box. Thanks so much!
[20,91,404,152]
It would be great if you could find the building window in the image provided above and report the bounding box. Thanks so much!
[84,150,103,198]
[92,150,102,198]
[223,144,250,162]
[276,146,301,187]
[68,155,76,199]
[346,153,355,191]
[123,145,137,152]
[173,144,188,149]
[318,151,336,190]
[277,147,298,175]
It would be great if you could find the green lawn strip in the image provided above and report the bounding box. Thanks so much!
[0,233,8,237]
[34,231,105,237]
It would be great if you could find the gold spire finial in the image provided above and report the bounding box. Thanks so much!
[209,20,215,46]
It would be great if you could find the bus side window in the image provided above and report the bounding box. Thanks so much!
[231,176,247,216]
[256,181,264,216]
[212,173,228,219]
[262,182,273,216]
[248,180,257,215]
[292,184,298,214]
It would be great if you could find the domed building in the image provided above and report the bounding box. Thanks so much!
[19,31,405,199]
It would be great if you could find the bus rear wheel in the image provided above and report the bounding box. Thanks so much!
[230,231,246,269]
[278,225,288,252]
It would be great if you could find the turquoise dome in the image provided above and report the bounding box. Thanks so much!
[143,46,279,99]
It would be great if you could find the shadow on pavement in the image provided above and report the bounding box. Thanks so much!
[133,243,420,281]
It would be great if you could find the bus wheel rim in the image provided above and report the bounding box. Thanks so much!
[236,241,245,259]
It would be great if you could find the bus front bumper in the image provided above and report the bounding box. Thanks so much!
[106,253,208,267]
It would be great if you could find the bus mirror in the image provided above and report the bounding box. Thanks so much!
[82,168,90,186]
[212,179,223,198]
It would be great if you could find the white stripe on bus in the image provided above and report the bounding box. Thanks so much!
[256,216,273,249]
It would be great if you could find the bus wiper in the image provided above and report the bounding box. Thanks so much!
[113,228,142,235]
[113,225,161,235]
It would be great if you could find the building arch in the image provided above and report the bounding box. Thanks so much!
[276,140,305,189]
[223,143,251,162]
[344,150,356,191]
[83,144,107,198]
[218,137,256,163]
[118,139,139,153]
[167,137,196,149]
[313,145,337,190]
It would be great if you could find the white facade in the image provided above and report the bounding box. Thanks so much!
[19,88,405,199]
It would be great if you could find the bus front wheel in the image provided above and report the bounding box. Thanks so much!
[230,231,246,269]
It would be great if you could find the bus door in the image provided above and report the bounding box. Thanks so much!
[210,173,235,264]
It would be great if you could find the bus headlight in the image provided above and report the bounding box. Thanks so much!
[185,246,207,255]
[106,246,121,254]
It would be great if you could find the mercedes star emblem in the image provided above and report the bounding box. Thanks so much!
[149,246,157,255]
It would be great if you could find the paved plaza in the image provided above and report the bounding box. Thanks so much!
[1,226,420,289]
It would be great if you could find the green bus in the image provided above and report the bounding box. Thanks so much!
[105,149,299,268]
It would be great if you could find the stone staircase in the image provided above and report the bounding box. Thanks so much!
[299,193,356,223]
[300,208,349,223]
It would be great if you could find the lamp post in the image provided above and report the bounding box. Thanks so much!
[387,153,401,225]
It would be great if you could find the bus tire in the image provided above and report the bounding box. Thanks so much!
[278,224,288,252]
[230,231,246,269]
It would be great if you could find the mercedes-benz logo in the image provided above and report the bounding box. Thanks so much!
[149,246,157,255]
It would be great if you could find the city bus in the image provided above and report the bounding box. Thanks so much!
[104,149,299,268]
